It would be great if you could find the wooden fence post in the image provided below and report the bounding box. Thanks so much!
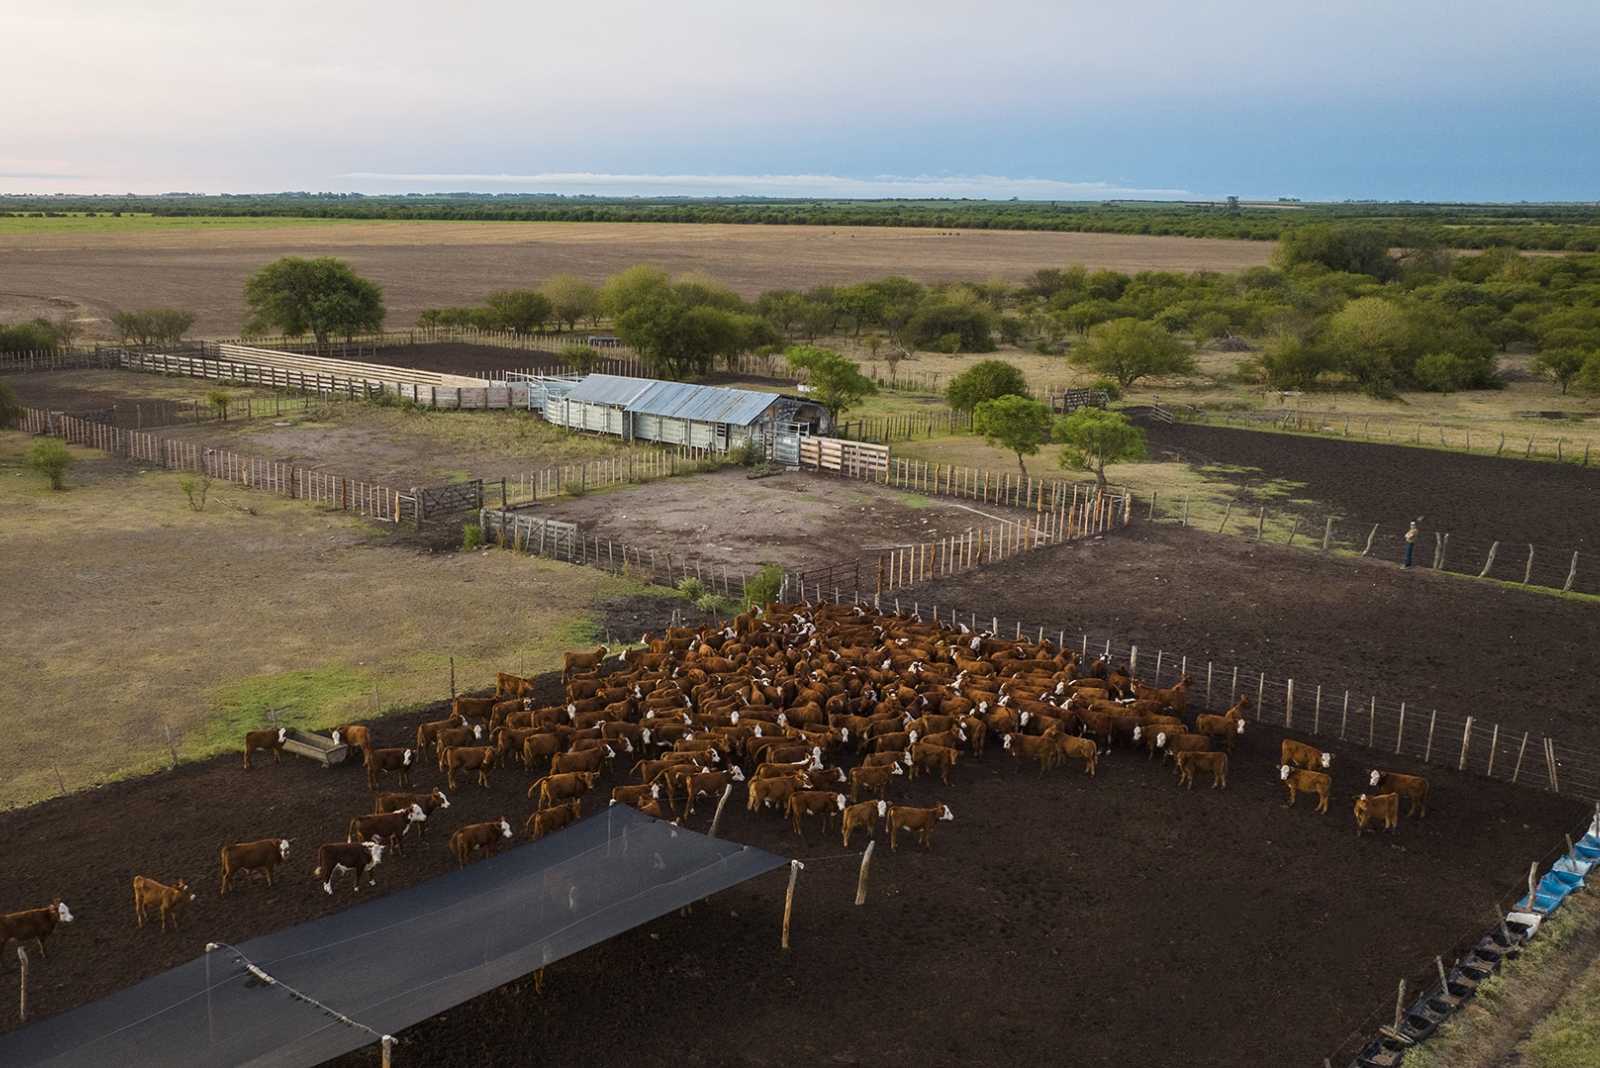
[1285,679,1294,728]
[1512,732,1530,783]
[1395,702,1406,755]
[1479,541,1499,578]
[1564,552,1579,593]
[708,784,733,839]
[1424,710,1437,763]
[17,947,27,1023]
[1322,517,1334,552]
[781,860,802,951]
[1487,723,1500,778]
[1523,544,1536,585]
[1457,716,1472,771]
[854,841,875,906]
[1362,524,1379,556]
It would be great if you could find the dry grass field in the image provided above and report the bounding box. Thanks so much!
[0,429,651,808]
[0,218,1273,338]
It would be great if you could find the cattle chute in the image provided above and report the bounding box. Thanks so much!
[0,807,785,1067]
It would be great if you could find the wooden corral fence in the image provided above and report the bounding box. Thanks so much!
[1044,387,1113,413]
[875,485,1129,594]
[833,409,973,443]
[19,407,405,522]
[797,436,889,477]
[399,480,486,527]
[502,446,723,506]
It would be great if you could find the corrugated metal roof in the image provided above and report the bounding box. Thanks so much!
[562,374,782,426]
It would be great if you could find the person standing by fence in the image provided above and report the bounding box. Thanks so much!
[1403,518,1422,568]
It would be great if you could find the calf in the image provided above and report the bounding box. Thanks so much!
[448,818,514,867]
[1174,750,1228,790]
[681,766,747,816]
[1003,732,1056,773]
[434,723,486,762]
[1354,792,1400,835]
[1054,733,1099,776]
[787,790,847,841]
[842,799,887,847]
[364,747,415,790]
[1281,738,1332,772]
[242,727,287,770]
[612,782,662,808]
[909,741,960,786]
[1280,766,1331,813]
[849,761,904,801]
[550,745,613,776]
[348,805,427,852]
[563,645,609,681]
[1,901,74,958]
[313,840,385,895]
[330,724,371,752]
[1369,770,1429,817]
[527,799,583,840]
[372,789,450,837]
[747,774,808,814]
[531,771,600,809]
[219,839,290,895]
[442,746,496,791]
[131,877,194,932]
[886,803,955,851]
[416,714,465,755]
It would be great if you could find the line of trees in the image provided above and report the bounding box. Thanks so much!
[416,274,602,333]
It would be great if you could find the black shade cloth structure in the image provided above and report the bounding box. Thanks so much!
[1,807,786,1067]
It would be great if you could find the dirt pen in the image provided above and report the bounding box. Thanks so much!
[0,638,1582,1068]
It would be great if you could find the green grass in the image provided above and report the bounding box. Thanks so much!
[1522,933,1600,1067]
[199,665,375,754]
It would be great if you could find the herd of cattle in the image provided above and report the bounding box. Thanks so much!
[2,600,1432,963]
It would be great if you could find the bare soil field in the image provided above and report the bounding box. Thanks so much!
[535,467,1034,575]
[156,402,633,487]
[0,430,646,807]
[0,653,1583,1068]
[0,220,1273,338]
[4,369,292,427]
[904,524,1600,764]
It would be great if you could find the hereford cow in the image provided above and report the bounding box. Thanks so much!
[1,901,74,958]
[563,645,609,681]
[550,745,613,776]
[131,877,194,932]
[531,771,600,809]
[219,839,290,895]
[849,761,904,801]
[1054,732,1099,776]
[1280,765,1331,813]
[527,798,583,840]
[842,799,887,847]
[330,724,371,752]
[1354,793,1400,835]
[786,790,847,841]
[1369,770,1430,817]
[242,727,287,769]
[434,723,485,762]
[442,746,496,791]
[1281,738,1333,771]
[1174,750,1228,790]
[886,803,954,851]
[451,696,497,723]
[909,741,960,786]
[448,818,514,867]
[372,789,450,837]
[313,840,385,895]
[348,805,427,853]
[364,747,415,790]
[416,714,465,755]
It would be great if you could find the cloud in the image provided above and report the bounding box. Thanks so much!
[338,171,1198,201]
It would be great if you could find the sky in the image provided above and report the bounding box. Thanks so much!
[3,0,1597,202]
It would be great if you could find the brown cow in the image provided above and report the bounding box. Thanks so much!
[442,746,495,791]
[550,744,614,776]
[521,731,566,770]
[1281,765,1331,813]
[330,724,371,752]
[416,714,465,755]
[219,839,290,895]
[1174,751,1228,790]
[242,727,287,769]
[1369,770,1430,817]
[452,695,498,722]
[563,645,609,681]
[786,790,847,841]
[1281,738,1333,772]
[886,803,955,851]
[1195,697,1249,751]
[348,805,427,852]
[448,818,514,867]
[909,741,960,786]
[1354,793,1400,835]
[132,877,194,932]
[0,901,73,958]
[364,747,416,790]
[312,840,385,895]
[372,789,450,838]
[434,723,486,762]
[680,766,747,816]
[747,774,809,814]
[841,799,887,847]
[849,760,904,801]
[527,799,583,840]
[1054,733,1099,776]
[531,771,600,809]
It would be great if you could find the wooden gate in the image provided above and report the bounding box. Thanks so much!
[404,479,485,527]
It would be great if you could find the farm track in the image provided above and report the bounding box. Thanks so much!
[1140,418,1600,551]
[0,612,1584,1068]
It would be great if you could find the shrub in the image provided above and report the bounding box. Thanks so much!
[694,592,725,615]
[676,576,706,600]
[461,522,483,550]
[934,332,962,354]
[1088,377,1123,402]
[743,563,784,611]
[0,380,20,427]
[28,438,73,490]
[178,475,211,512]
[207,389,232,419]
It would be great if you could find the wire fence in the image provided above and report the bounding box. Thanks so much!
[1131,488,1594,596]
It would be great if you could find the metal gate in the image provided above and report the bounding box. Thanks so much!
[401,479,484,526]
[772,421,806,466]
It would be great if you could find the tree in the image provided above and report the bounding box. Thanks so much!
[599,265,671,318]
[559,343,605,373]
[946,359,1029,411]
[0,380,20,427]
[1412,353,1473,394]
[243,257,384,352]
[28,438,73,490]
[1068,318,1195,388]
[1275,224,1397,280]
[616,296,743,380]
[1532,348,1590,394]
[0,318,59,353]
[1255,332,1336,389]
[1579,352,1600,395]
[1054,408,1146,491]
[784,345,876,417]
[541,274,600,332]
[906,297,996,352]
[1319,296,1414,391]
[207,388,232,420]
[484,289,553,332]
[973,394,1053,477]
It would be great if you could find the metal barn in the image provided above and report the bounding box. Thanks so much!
[538,374,832,452]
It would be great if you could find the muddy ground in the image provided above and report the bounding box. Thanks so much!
[0,656,1583,1068]
[1142,417,1600,552]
